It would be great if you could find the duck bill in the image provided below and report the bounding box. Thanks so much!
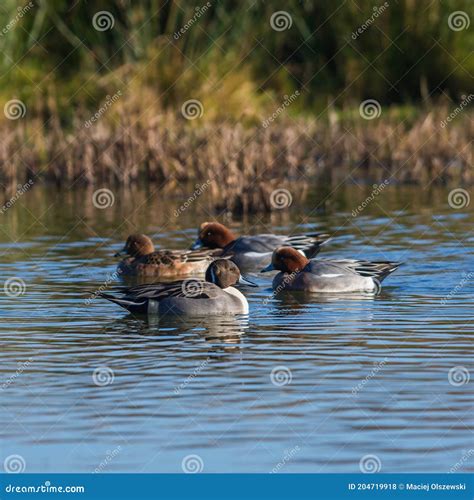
[260,263,275,273]
[238,275,258,287]
[190,238,204,250]
[114,248,127,257]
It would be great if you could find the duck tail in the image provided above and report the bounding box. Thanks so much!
[374,262,402,282]
[287,233,332,259]
[96,292,148,314]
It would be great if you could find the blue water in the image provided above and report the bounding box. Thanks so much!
[0,186,473,473]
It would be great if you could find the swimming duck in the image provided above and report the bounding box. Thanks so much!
[115,234,223,277]
[191,222,330,272]
[261,247,401,293]
[98,259,256,315]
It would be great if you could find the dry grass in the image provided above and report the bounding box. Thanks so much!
[0,108,472,213]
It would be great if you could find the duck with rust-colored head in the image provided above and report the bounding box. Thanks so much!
[98,259,257,315]
[261,247,401,293]
[115,234,223,278]
[191,222,331,273]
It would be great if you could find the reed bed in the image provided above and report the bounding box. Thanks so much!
[0,108,472,213]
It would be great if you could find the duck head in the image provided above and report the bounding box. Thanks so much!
[191,222,237,249]
[115,234,155,257]
[205,259,257,288]
[261,247,310,273]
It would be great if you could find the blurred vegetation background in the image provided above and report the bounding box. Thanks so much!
[1,0,473,124]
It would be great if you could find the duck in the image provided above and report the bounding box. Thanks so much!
[261,247,401,293]
[115,234,223,278]
[191,222,331,272]
[98,259,256,315]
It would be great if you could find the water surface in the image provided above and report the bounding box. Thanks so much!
[1,185,473,473]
